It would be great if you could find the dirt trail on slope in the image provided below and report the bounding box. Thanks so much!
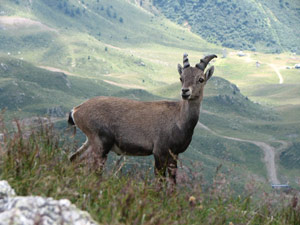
[268,64,284,84]
[232,52,284,85]
[197,122,289,184]
[245,54,284,84]
[38,66,78,76]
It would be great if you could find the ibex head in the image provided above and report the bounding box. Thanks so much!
[177,53,217,100]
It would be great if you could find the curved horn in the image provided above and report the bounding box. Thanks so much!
[196,54,217,71]
[183,53,190,68]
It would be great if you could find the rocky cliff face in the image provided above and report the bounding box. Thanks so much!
[0,180,98,225]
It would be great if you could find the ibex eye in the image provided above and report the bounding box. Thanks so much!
[199,78,204,83]
[180,77,183,82]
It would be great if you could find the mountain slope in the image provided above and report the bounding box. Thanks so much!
[0,55,273,188]
[0,56,121,117]
[0,0,299,188]
[152,0,300,53]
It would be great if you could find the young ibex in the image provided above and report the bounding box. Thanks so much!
[68,53,217,185]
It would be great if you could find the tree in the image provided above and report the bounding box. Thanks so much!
[106,8,111,17]
[58,2,63,9]
[76,7,81,15]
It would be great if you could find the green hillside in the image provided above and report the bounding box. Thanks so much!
[0,0,300,189]
[0,56,270,187]
[152,0,300,53]
[3,55,296,189]
[0,56,121,118]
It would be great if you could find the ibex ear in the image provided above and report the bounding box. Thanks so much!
[177,64,183,76]
[205,66,214,81]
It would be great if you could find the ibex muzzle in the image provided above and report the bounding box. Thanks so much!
[68,53,217,186]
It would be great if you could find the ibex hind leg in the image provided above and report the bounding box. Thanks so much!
[85,136,110,175]
[69,138,89,162]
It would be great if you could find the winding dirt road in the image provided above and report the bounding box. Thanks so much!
[268,64,284,84]
[197,122,289,184]
[236,52,284,85]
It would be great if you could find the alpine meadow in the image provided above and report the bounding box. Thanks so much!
[0,0,300,224]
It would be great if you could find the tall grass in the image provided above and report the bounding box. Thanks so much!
[0,116,299,224]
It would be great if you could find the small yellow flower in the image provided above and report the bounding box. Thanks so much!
[189,196,196,202]
[189,196,196,206]
[229,222,234,225]
[198,204,203,210]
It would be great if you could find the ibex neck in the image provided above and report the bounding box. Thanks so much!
[178,98,201,132]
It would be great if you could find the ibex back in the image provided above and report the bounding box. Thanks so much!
[68,54,217,185]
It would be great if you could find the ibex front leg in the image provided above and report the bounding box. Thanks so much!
[167,151,178,192]
[154,154,167,187]
[167,151,178,183]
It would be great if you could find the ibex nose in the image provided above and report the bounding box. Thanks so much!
[181,88,191,100]
[181,88,189,94]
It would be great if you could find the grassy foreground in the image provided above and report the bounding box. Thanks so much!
[0,118,299,225]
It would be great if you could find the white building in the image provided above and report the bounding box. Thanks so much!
[295,64,300,69]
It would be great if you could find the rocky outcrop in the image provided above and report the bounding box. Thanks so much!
[0,180,98,225]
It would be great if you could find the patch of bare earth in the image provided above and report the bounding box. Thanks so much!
[0,16,57,32]
[103,80,146,90]
[38,66,77,77]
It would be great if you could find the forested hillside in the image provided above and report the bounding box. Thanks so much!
[152,0,300,53]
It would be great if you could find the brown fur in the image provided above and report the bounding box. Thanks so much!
[69,54,217,185]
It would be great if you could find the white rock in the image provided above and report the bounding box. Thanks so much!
[0,180,98,225]
[0,180,16,198]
